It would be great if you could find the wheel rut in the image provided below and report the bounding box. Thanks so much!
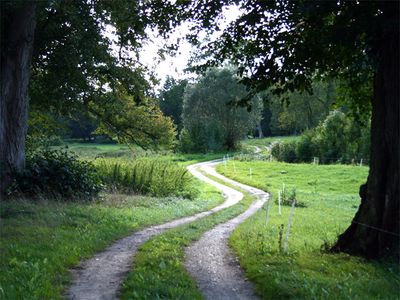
[185,161,269,300]
[66,160,245,300]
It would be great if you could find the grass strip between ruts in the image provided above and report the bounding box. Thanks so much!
[120,174,257,300]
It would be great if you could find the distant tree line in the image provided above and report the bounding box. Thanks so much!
[158,70,352,152]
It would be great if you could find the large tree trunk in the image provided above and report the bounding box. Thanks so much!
[332,5,399,258]
[0,3,36,197]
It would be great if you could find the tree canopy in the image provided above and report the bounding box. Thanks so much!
[158,77,188,132]
[181,68,262,152]
[0,0,398,258]
[161,0,399,258]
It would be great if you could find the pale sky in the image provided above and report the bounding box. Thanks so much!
[138,5,242,89]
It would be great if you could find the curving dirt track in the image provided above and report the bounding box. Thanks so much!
[185,161,269,300]
[66,160,246,300]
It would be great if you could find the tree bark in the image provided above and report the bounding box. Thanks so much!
[332,4,399,258]
[0,3,36,197]
[256,120,264,138]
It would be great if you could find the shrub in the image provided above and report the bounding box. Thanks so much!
[270,110,370,164]
[270,141,297,163]
[296,131,316,163]
[275,187,308,208]
[178,128,197,153]
[9,150,102,200]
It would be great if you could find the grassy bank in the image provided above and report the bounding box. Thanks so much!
[217,161,399,299]
[0,180,223,299]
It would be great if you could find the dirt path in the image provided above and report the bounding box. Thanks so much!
[185,161,269,300]
[66,160,245,300]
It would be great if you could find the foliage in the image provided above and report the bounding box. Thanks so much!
[26,110,67,153]
[158,76,188,132]
[0,183,223,299]
[266,81,336,136]
[276,186,307,208]
[8,150,101,200]
[23,1,156,113]
[270,141,298,163]
[181,68,262,152]
[66,113,99,141]
[312,110,370,163]
[270,111,370,164]
[2,1,180,153]
[94,158,193,198]
[178,128,196,153]
[171,1,386,111]
[216,161,398,299]
[93,93,177,150]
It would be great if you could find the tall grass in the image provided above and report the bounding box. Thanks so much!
[95,159,193,198]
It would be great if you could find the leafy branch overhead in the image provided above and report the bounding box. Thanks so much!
[91,92,176,150]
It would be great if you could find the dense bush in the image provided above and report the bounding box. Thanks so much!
[296,131,317,162]
[9,150,102,200]
[270,110,370,164]
[95,159,195,198]
[270,141,298,163]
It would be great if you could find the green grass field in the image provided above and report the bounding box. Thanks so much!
[58,141,135,158]
[217,160,399,299]
[0,180,223,299]
[3,141,398,299]
[60,140,229,164]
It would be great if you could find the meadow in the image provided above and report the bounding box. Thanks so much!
[0,143,226,299]
[217,160,399,299]
[2,140,398,299]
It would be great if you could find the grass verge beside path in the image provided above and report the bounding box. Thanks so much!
[217,161,399,300]
[0,180,222,300]
[120,175,255,299]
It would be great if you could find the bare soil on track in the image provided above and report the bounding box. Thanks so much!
[66,160,243,300]
[185,162,269,300]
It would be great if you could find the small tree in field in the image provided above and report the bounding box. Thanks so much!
[181,68,262,152]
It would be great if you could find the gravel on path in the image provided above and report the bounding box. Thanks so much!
[185,161,269,300]
[66,160,244,300]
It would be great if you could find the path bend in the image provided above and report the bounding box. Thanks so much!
[185,161,269,300]
[66,160,245,300]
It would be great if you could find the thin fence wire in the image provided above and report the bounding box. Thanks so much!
[352,221,400,237]
[231,152,370,166]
